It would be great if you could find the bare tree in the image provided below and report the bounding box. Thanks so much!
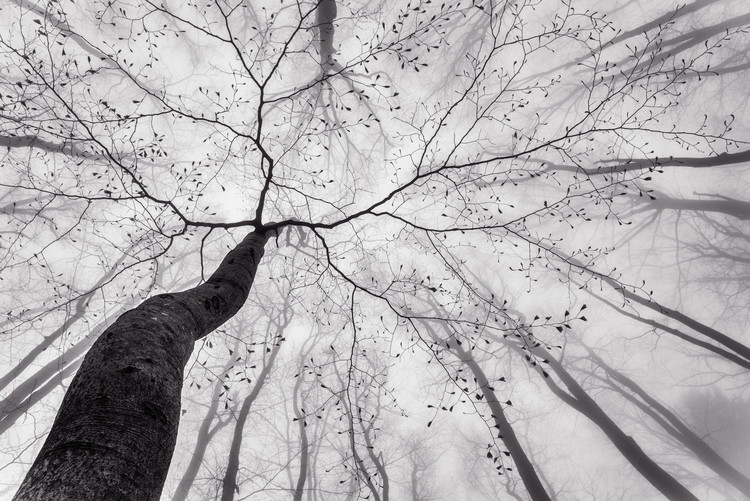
[1,0,749,499]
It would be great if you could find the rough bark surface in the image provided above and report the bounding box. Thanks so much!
[13,231,268,501]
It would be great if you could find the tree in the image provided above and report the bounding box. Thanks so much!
[2,0,750,499]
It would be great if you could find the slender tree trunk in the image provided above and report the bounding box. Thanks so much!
[562,249,750,366]
[454,345,552,501]
[337,383,382,501]
[0,252,131,393]
[584,349,750,497]
[588,290,750,370]
[419,319,553,501]
[409,456,421,501]
[171,339,240,501]
[0,309,124,436]
[170,379,228,501]
[292,370,310,501]
[361,425,389,501]
[525,346,699,501]
[13,230,267,501]
[602,278,750,365]
[220,335,282,501]
[0,360,79,435]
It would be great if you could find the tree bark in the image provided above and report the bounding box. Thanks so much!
[13,230,267,501]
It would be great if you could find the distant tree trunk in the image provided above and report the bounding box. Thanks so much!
[220,334,282,501]
[171,339,240,501]
[170,378,230,501]
[0,359,79,435]
[409,459,420,501]
[583,348,750,497]
[454,346,552,501]
[563,250,750,367]
[420,320,552,501]
[526,346,700,501]
[361,421,389,501]
[0,250,131,394]
[292,369,310,501]
[13,231,268,501]
[316,0,337,67]
[336,378,382,501]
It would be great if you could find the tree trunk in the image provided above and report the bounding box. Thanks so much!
[0,309,124,436]
[420,319,552,501]
[535,351,700,501]
[220,335,282,501]
[171,341,240,501]
[455,346,552,501]
[13,231,268,501]
[585,348,750,497]
[292,369,310,501]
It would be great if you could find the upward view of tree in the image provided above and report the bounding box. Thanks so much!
[1,0,749,499]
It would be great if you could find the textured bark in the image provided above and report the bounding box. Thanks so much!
[13,230,267,501]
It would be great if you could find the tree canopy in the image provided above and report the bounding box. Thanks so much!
[1,0,750,499]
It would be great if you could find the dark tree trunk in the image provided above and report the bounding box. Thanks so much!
[420,319,552,501]
[13,231,268,501]
[455,346,552,501]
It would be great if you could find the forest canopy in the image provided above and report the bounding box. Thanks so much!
[1,0,750,499]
